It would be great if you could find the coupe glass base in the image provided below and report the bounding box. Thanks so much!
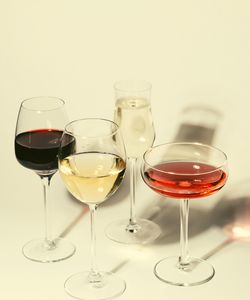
[22,237,76,263]
[105,218,161,244]
[64,271,126,300]
[154,256,215,286]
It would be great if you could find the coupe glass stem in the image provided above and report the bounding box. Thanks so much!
[179,199,190,267]
[126,157,140,232]
[41,175,55,249]
[88,204,101,282]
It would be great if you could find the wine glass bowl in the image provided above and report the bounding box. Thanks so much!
[15,96,76,262]
[105,80,161,245]
[58,118,127,300]
[142,143,228,199]
[141,142,228,286]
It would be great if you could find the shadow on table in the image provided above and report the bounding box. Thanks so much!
[139,197,215,245]
[202,179,250,258]
[173,103,222,144]
[58,205,89,239]
[211,179,250,229]
[102,168,130,207]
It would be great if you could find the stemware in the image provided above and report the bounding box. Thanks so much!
[15,97,76,262]
[106,80,161,244]
[58,118,127,300]
[141,142,228,286]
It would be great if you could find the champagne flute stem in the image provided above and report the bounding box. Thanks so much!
[127,157,138,229]
[179,199,190,266]
[89,204,100,281]
[41,176,54,248]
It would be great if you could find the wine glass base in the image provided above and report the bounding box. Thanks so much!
[64,271,126,300]
[105,218,161,244]
[154,256,215,287]
[22,237,76,263]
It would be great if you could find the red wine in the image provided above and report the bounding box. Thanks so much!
[15,129,74,172]
[143,161,227,198]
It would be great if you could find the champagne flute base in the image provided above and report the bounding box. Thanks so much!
[22,237,76,263]
[64,271,126,300]
[154,256,215,287]
[105,218,161,244]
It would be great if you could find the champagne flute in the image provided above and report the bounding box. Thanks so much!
[58,118,127,300]
[141,142,228,286]
[106,80,161,244]
[15,97,76,262]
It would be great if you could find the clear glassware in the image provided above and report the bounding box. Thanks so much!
[141,142,228,286]
[105,80,161,244]
[14,97,76,262]
[58,118,127,300]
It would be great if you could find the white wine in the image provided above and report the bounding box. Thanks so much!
[59,152,126,205]
[114,97,155,158]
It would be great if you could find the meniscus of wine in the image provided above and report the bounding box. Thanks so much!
[59,152,126,205]
[143,161,227,199]
[114,97,155,158]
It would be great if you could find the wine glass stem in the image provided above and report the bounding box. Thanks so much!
[89,204,100,280]
[179,199,190,266]
[41,176,54,248]
[128,157,138,227]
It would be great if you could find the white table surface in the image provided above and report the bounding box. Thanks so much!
[1,1,250,299]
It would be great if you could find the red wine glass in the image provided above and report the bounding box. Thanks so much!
[141,142,228,286]
[15,97,76,262]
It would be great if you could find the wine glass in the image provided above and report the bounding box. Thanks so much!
[15,97,76,262]
[58,118,127,300]
[105,80,161,244]
[141,142,228,286]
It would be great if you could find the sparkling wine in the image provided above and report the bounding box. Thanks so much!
[59,152,126,204]
[114,97,155,158]
[143,161,227,198]
[15,129,74,172]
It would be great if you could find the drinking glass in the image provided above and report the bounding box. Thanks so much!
[141,142,228,286]
[106,80,161,244]
[58,118,127,300]
[15,97,76,262]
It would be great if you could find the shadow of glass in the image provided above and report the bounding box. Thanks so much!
[139,198,214,245]
[173,104,222,144]
[197,179,250,260]
[101,168,130,207]
[211,180,250,229]
[58,206,89,239]
[174,123,216,145]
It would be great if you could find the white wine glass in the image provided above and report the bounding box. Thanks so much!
[58,118,127,300]
[14,97,76,262]
[141,142,228,286]
[105,80,161,244]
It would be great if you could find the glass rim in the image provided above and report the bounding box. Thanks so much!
[20,96,65,111]
[114,80,152,93]
[64,117,120,138]
[143,142,228,176]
